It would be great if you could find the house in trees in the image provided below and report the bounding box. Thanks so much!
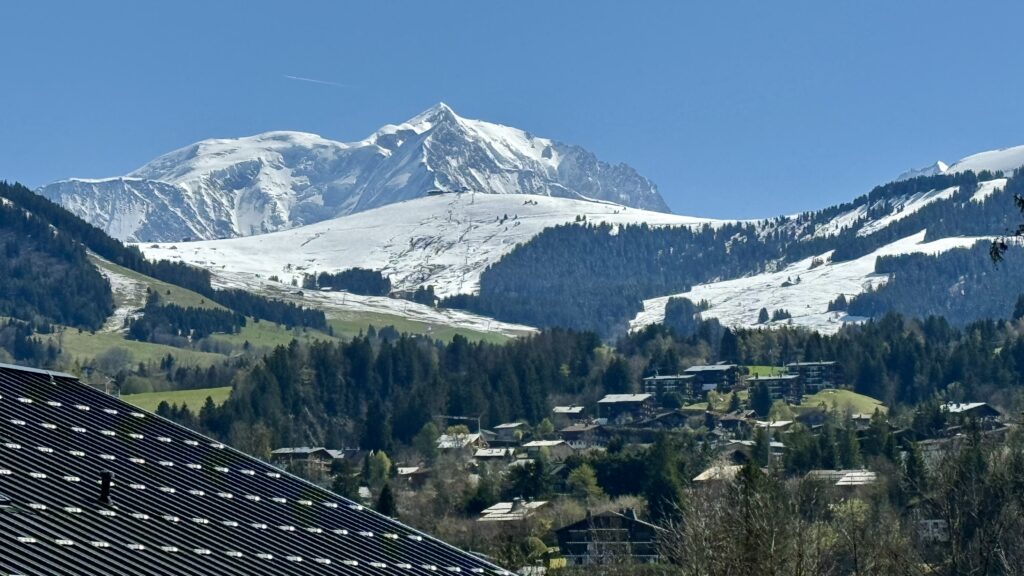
[555,509,664,565]
[786,361,843,394]
[804,469,878,492]
[558,422,610,449]
[521,439,575,461]
[492,421,529,445]
[553,405,587,420]
[436,432,488,451]
[940,402,1001,424]
[597,393,656,423]
[682,364,739,400]
[270,446,345,472]
[478,498,549,522]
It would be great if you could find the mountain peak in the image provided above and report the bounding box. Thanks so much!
[400,102,463,133]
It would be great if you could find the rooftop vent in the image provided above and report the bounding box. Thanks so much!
[98,471,114,506]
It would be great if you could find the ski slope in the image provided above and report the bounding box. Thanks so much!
[139,192,719,298]
[630,231,990,335]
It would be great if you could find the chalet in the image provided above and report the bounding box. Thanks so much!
[555,509,663,565]
[786,361,843,393]
[804,469,878,490]
[718,410,755,432]
[941,402,1001,423]
[478,498,549,522]
[396,466,432,488]
[521,439,576,461]
[474,447,516,461]
[753,420,794,431]
[436,432,488,451]
[552,405,587,421]
[683,364,739,399]
[638,410,690,430]
[597,393,656,422]
[725,439,786,460]
[641,373,695,395]
[492,421,529,445]
[558,423,609,449]
[269,446,345,471]
[748,374,802,403]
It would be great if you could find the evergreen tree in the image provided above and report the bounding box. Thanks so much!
[758,308,770,324]
[749,381,772,417]
[644,435,685,523]
[375,483,398,518]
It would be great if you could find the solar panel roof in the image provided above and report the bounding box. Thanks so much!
[0,362,509,576]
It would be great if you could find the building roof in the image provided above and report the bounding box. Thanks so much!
[641,374,694,381]
[477,500,548,522]
[754,420,793,429]
[941,402,1000,415]
[552,406,585,415]
[554,509,663,534]
[270,446,345,459]
[692,465,743,482]
[597,394,653,404]
[805,469,878,487]
[493,422,526,430]
[749,375,798,381]
[436,433,483,450]
[0,363,505,575]
[683,364,737,373]
[559,423,603,434]
[474,448,514,458]
[521,440,569,449]
[786,361,837,367]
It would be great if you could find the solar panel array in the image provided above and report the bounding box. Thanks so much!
[0,363,508,576]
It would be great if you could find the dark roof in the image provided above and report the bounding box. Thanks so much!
[0,363,506,576]
[554,510,662,534]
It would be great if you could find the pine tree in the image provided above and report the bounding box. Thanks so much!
[758,308,770,324]
[750,381,772,417]
[644,435,685,523]
[375,483,398,518]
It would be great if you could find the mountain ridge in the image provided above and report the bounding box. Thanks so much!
[39,103,669,242]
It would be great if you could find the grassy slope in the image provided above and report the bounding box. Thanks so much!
[121,386,232,412]
[329,313,512,344]
[44,328,225,367]
[91,255,224,310]
[209,319,341,349]
[796,389,887,414]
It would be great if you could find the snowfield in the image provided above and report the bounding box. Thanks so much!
[138,192,720,298]
[630,231,990,335]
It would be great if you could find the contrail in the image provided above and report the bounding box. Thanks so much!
[283,74,348,88]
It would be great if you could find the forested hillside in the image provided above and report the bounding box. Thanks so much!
[448,170,1017,336]
[0,184,113,330]
[0,181,326,333]
[169,312,1024,452]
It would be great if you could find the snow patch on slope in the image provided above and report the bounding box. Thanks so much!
[856,186,959,237]
[970,178,1007,203]
[630,231,988,335]
[138,193,719,299]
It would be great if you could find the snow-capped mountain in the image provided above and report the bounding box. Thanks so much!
[40,103,669,242]
[896,144,1024,181]
[138,192,716,299]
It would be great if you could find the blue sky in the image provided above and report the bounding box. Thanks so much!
[2,1,1023,218]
